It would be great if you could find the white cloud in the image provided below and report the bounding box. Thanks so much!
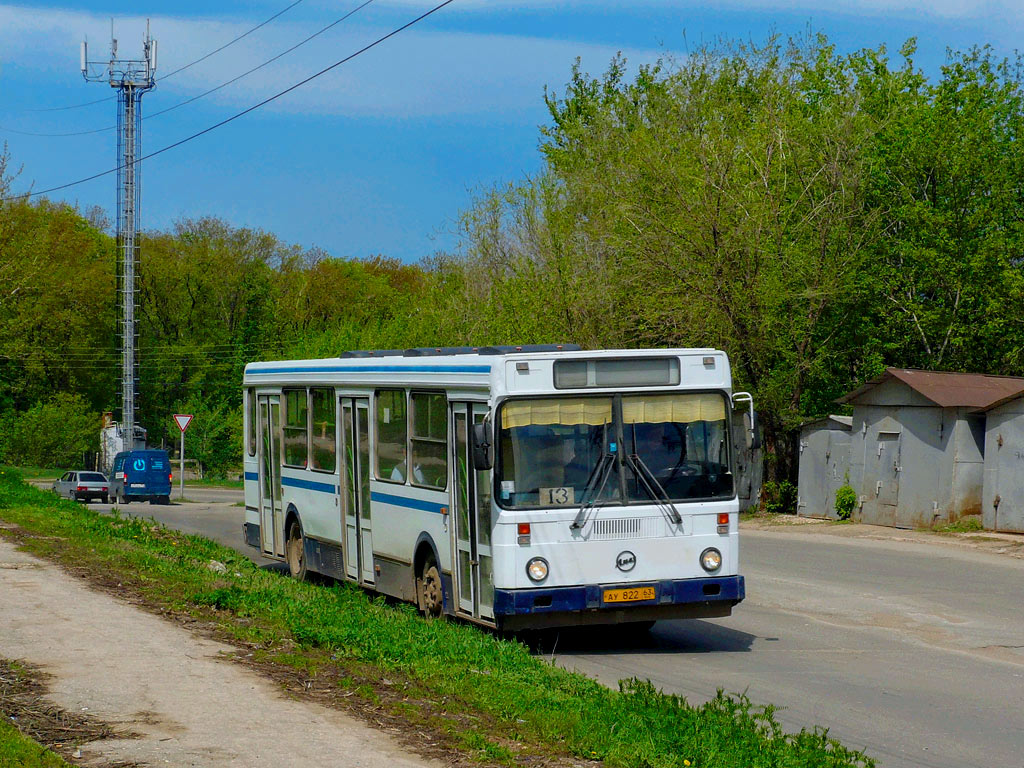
[0,3,661,119]
[717,0,1017,19]
[2,0,1016,124]
[375,0,1015,19]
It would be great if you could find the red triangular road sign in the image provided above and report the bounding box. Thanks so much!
[173,414,194,432]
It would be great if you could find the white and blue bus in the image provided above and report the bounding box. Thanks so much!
[242,345,755,630]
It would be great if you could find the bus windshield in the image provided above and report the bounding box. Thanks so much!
[497,393,733,509]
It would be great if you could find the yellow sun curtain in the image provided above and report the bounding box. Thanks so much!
[501,394,726,428]
[622,394,726,424]
[502,398,612,428]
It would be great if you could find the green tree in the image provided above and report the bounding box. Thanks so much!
[0,394,100,468]
[0,147,117,415]
[172,398,241,478]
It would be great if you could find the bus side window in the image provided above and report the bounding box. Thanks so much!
[376,389,408,483]
[410,392,447,489]
[310,387,336,472]
[283,389,309,467]
[247,388,257,457]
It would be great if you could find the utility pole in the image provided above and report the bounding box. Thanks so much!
[82,22,157,452]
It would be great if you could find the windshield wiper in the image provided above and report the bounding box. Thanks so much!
[626,453,682,526]
[570,451,616,531]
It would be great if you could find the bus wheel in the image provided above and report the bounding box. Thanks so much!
[418,557,443,618]
[286,520,307,581]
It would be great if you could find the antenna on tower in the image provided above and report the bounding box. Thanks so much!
[82,23,158,458]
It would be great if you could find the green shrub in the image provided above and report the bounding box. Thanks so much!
[835,484,857,520]
[761,480,797,514]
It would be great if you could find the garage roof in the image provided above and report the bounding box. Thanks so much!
[838,368,1024,409]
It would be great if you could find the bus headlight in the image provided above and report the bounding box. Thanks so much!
[526,557,549,583]
[700,548,722,573]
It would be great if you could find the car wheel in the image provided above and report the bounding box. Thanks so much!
[102,495,109,504]
[286,519,307,581]
[158,495,170,505]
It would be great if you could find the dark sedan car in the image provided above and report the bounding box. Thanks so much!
[52,471,110,503]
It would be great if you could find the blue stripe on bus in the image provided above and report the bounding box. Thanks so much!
[247,364,490,375]
[370,491,446,515]
[281,475,338,494]
[243,471,258,481]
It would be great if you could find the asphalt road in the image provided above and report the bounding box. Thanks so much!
[554,531,1024,768]
[43,486,1024,768]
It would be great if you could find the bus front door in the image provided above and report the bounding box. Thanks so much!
[451,403,494,620]
[257,394,285,558]
[341,397,374,584]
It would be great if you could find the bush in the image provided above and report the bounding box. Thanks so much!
[0,394,99,469]
[761,480,797,514]
[835,484,857,520]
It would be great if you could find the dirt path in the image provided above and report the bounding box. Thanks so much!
[0,538,442,768]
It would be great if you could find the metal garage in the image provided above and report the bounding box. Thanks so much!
[838,368,1024,528]
[797,415,853,518]
[982,394,1024,533]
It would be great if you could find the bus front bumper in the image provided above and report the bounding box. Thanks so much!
[493,575,744,630]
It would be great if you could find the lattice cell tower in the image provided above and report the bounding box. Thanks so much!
[82,23,157,450]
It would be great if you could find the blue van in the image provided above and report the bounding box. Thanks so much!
[109,450,172,505]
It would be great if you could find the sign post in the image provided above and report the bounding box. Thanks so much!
[172,414,193,500]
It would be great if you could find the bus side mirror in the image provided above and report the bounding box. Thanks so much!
[744,409,761,451]
[472,422,493,471]
[733,392,760,451]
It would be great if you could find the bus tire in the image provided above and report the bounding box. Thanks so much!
[418,556,443,618]
[286,519,307,581]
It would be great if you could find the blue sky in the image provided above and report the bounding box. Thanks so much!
[0,1,1021,262]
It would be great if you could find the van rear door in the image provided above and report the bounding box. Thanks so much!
[144,452,172,493]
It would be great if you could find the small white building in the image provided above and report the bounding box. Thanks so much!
[796,415,853,519]
[981,393,1024,533]
[838,368,1024,528]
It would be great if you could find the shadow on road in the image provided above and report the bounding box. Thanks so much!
[523,619,758,656]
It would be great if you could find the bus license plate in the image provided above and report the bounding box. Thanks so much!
[603,586,655,603]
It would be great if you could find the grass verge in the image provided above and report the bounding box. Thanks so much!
[185,477,244,489]
[933,516,984,533]
[0,718,72,768]
[0,469,874,768]
[0,466,59,481]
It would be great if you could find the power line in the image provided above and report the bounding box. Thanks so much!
[19,0,308,115]
[158,0,307,83]
[2,0,455,203]
[0,0,372,139]
[146,0,375,123]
